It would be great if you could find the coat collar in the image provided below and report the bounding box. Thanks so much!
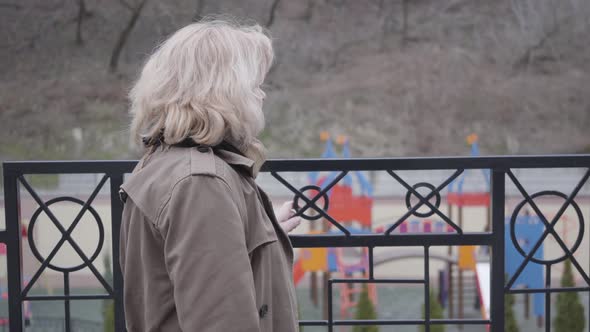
[215,148,256,178]
[164,138,257,178]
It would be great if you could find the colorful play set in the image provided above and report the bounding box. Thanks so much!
[293,133,376,318]
[293,133,548,325]
[448,134,544,324]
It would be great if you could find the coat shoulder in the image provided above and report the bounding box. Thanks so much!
[120,146,233,224]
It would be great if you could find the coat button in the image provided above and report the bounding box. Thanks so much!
[258,304,268,318]
[197,145,209,153]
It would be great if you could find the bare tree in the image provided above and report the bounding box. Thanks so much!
[401,0,409,46]
[302,0,314,22]
[508,0,581,70]
[75,0,92,45]
[266,0,281,28]
[378,0,403,49]
[109,0,149,72]
[512,19,561,69]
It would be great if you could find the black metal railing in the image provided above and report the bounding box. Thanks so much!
[2,155,590,332]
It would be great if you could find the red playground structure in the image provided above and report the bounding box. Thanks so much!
[293,133,376,320]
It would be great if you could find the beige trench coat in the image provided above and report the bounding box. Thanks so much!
[119,144,299,332]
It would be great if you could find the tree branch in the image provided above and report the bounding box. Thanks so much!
[265,0,281,28]
[109,0,149,72]
[401,0,409,47]
[75,0,89,45]
[118,0,134,11]
[512,15,569,70]
[303,0,314,22]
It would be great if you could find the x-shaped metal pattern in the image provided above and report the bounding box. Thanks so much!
[18,175,114,297]
[271,171,351,235]
[506,169,590,290]
[385,169,464,235]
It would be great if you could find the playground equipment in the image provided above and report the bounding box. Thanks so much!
[296,228,377,319]
[448,134,549,328]
[504,213,544,325]
[292,133,550,327]
[293,133,376,319]
[445,134,491,322]
[293,133,457,320]
[308,133,373,228]
[473,212,548,327]
[447,134,491,211]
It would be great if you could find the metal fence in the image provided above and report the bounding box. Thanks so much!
[2,155,590,332]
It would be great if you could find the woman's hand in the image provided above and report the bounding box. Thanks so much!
[275,201,302,233]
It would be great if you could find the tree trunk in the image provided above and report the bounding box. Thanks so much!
[109,0,149,72]
[266,0,281,28]
[402,0,409,47]
[75,0,86,45]
[512,20,561,70]
[379,0,394,50]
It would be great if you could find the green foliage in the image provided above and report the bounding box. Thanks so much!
[419,289,444,332]
[24,174,59,189]
[353,284,378,332]
[504,289,519,332]
[554,259,585,332]
[103,252,115,332]
[504,273,520,332]
[104,300,115,332]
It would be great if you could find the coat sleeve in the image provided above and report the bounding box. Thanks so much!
[158,175,260,332]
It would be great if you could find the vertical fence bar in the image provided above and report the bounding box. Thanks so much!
[4,169,23,332]
[64,272,71,332]
[447,204,454,319]
[490,169,505,332]
[109,173,126,332]
[327,279,333,332]
[458,206,464,326]
[545,265,551,332]
[368,246,374,280]
[424,246,430,332]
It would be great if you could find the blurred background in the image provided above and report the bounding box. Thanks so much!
[1,0,590,331]
[1,0,589,163]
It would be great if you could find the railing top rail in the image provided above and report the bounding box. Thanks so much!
[2,160,137,174]
[263,154,590,171]
[3,154,590,174]
[3,155,590,332]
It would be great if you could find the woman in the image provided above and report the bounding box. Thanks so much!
[118,20,301,332]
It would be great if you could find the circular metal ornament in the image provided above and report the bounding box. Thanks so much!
[28,197,105,273]
[510,190,584,265]
[293,185,330,221]
[405,182,441,218]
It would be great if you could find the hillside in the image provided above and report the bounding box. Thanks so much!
[1,0,589,161]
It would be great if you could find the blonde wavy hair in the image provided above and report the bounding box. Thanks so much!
[129,20,273,173]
